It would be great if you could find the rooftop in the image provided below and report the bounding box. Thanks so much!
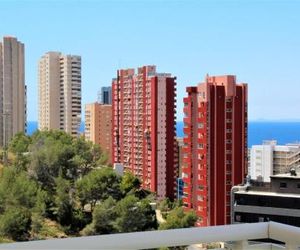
[270,173,300,179]
[235,190,300,199]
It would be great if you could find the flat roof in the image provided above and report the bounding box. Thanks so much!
[270,174,300,179]
[235,190,300,199]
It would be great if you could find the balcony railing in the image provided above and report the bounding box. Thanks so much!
[0,222,299,249]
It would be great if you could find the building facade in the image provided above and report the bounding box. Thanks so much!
[182,75,248,226]
[112,65,178,199]
[177,137,184,177]
[85,103,112,163]
[98,86,112,104]
[232,171,300,227]
[250,140,300,182]
[0,36,26,147]
[38,52,81,136]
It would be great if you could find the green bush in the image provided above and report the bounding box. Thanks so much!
[0,207,31,241]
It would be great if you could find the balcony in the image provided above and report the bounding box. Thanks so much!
[0,222,299,249]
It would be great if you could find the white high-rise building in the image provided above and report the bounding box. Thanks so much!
[250,140,300,182]
[0,36,26,147]
[38,52,81,136]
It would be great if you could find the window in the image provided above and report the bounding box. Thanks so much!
[280,182,287,188]
[297,183,300,188]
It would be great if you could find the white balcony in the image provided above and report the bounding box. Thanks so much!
[0,222,299,250]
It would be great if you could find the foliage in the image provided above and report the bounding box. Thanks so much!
[93,197,117,234]
[82,195,157,235]
[82,197,117,235]
[0,168,38,212]
[28,135,77,190]
[76,168,121,211]
[158,207,197,230]
[31,212,44,236]
[8,132,31,156]
[53,176,74,226]
[31,217,66,240]
[0,236,13,243]
[33,189,51,217]
[114,195,157,233]
[158,198,172,219]
[27,130,104,191]
[0,130,181,242]
[120,171,141,195]
[0,207,31,241]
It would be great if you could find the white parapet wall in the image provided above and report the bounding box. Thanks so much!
[0,222,299,250]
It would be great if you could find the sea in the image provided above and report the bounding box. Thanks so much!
[27,121,300,147]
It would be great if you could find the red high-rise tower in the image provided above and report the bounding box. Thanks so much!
[182,75,247,226]
[112,66,178,199]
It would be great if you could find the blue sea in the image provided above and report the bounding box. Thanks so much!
[27,121,300,147]
[26,121,85,136]
[176,121,300,147]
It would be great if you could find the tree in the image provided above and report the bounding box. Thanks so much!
[0,168,38,211]
[82,196,117,235]
[114,195,157,233]
[158,198,172,219]
[33,189,51,218]
[53,175,74,226]
[158,207,197,230]
[8,132,31,171]
[0,207,31,241]
[76,168,121,211]
[28,136,74,191]
[27,130,105,191]
[120,172,141,195]
[8,132,31,156]
[0,130,122,241]
[71,137,102,176]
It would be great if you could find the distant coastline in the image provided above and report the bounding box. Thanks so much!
[27,121,300,147]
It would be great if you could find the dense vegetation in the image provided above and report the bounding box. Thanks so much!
[0,130,196,242]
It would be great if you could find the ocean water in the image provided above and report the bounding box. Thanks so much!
[28,121,300,147]
[176,121,300,147]
[26,121,85,136]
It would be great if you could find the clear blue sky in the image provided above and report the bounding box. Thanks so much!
[1,0,300,122]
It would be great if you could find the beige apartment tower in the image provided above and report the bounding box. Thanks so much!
[85,103,112,163]
[0,36,26,147]
[38,52,81,136]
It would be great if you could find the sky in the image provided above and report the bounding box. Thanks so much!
[0,0,300,122]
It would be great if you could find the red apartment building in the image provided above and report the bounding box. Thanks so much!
[182,75,247,226]
[112,65,178,199]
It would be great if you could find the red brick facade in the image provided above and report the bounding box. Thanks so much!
[182,75,248,226]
